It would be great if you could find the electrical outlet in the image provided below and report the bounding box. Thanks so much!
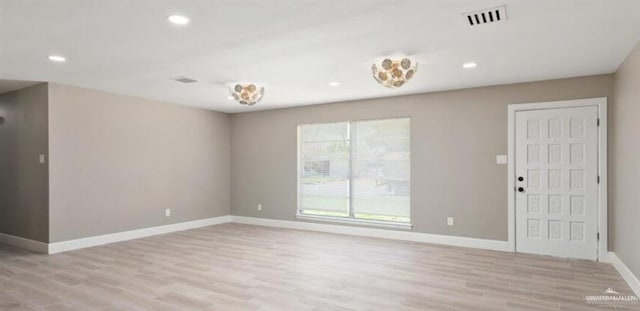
[257,204,262,211]
[165,209,171,217]
[447,217,454,226]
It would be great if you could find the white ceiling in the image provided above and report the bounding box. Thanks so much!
[1,0,639,113]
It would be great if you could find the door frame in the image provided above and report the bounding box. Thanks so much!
[507,97,607,260]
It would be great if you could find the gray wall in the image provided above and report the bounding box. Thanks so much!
[231,75,614,241]
[611,43,640,278]
[48,83,231,242]
[0,84,49,242]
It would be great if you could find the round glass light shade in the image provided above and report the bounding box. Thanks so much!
[229,84,265,105]
[371,58,418,88]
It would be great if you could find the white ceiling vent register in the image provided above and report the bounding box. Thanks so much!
[463,5,507,26]
[172,76,198,84]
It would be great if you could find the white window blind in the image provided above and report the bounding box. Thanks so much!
[298,118,410,224]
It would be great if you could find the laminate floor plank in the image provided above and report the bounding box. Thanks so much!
[0,223,637,310]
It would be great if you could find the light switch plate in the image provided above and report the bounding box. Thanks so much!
[447,217,454,226]
[39,154,46,164]
[496,155,507,164]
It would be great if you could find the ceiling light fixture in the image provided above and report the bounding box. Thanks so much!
[168,15,190,25]
[229,84,264,106]
[462,62,478,69]
[372,57,417,88]
[328,81,340,87]
[48,55,66,62]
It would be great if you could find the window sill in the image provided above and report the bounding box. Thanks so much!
[295,214,414,230]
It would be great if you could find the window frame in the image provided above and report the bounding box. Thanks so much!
[296,117,412,230]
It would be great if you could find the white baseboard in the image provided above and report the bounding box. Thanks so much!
[604,252,640,297]
[47,215,232,254]
[230,216,512,252]
[4,215,510,255]
[0,233,49,254]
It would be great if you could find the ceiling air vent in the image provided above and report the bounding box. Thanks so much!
[464,6,507,26]
[172,76,198,84]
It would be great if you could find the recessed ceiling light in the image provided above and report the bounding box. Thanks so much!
[227,96,234,100]
[328,81,340,86]
[462,62,477,69]
[168,15,190,25]
[48,55,66,62]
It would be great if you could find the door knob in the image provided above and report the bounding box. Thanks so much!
[518,187,525,192]
[518,176,524,182]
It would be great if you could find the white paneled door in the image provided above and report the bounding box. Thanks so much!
[515,106,599,260]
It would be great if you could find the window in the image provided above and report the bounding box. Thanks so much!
[297,118,410,227]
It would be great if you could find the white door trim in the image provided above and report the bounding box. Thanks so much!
[507,97,607,260]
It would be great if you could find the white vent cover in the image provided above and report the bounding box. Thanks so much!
[464,6,507,26]
[172,76,198,84]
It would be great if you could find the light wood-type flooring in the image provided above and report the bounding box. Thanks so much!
[0,223,638,310]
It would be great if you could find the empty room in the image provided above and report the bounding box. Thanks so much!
[0,0,639,310]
